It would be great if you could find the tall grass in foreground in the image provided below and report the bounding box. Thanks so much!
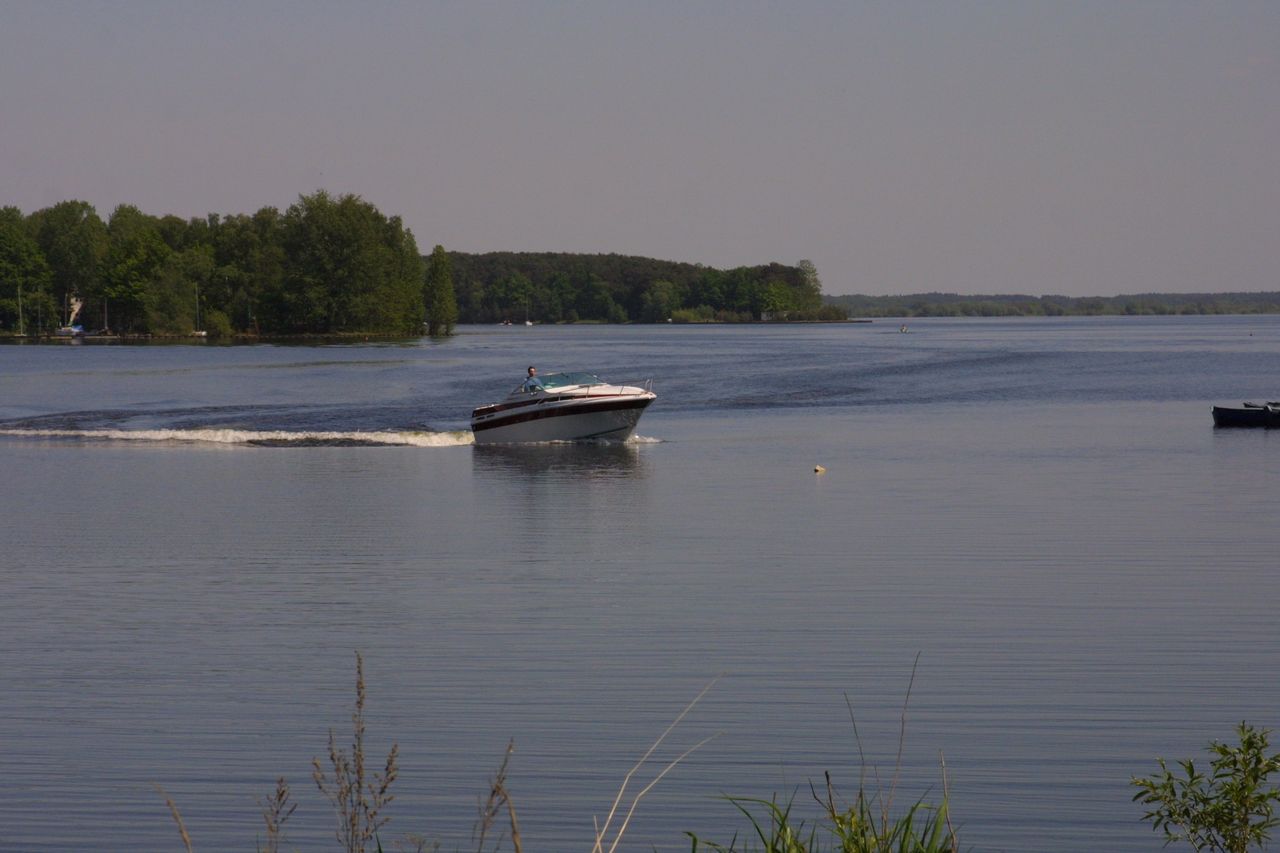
[313,652,399,853]
[684,782,956,853]
[156,654,717,852]
[686,655,959,853]
[146,653,1280,852]
[156,655,957,851]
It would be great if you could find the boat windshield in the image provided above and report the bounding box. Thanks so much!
[536,372,601,389]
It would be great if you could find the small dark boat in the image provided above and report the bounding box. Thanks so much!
[1212,401,1280,428]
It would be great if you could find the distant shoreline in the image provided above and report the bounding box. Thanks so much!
[7,310,1280,345]
[826,291,1280,318]
[0,317,875,340]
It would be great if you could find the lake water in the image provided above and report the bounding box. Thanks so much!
[3,316,1280,852]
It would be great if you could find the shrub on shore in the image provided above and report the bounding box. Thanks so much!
[1132,722,1280,853]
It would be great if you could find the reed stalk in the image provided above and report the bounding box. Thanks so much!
[591,676,721,853]
[257,776,296,853]
[474,739,522,853]
[314,651,400,853]
[155,783,194,853]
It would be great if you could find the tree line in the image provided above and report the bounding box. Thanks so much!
[0,194,836,337]
[0,193,437,337]
[827,291,1280,317]
[447,252,839,324]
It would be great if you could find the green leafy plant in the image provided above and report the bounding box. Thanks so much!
[685,769,956,852]
[686,656,959,853]
[819,773,955,853]
[1132,721,1280,853]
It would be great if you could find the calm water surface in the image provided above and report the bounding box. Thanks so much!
[3,317,1280,851]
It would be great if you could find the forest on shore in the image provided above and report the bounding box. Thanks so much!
[448,252,837,324]
[0,193,428,337]
[0,194,832,337]
[11,192,1270,336]
[827,291,1280,317]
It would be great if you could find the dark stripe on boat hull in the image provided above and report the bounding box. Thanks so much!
[472,392,621,418]
[471,394,655,440]
[472,397,652,433]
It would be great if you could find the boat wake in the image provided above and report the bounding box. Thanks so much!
[0,427,475,448]
[474,434,664,447]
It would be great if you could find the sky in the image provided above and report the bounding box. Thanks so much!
[1,1,1277,297]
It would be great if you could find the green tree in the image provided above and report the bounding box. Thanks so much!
[277,191,423,335]
[424,244,458,336]
[639,279,682,322]
[484,271,531,322]
[545,271,574,322]
[146,245,214,336]
[102,204,171,332]
[443,252,819,323]
[1133,722,1280,853]
[761,280,794,318]
[576,274,619,321]
[212,208,284,333]
[0,207,53,334]
[31,200,107,325]
[155,214,190,252]
[795,259,823,311]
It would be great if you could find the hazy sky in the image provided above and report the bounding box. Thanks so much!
[2,2,1277,296]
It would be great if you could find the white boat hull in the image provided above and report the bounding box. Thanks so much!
[471,385,655,445]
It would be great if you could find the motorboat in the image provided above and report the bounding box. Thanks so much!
[471,371,656,444]
[1211,401,1280,428]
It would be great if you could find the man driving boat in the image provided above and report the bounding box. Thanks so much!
[521,365,544,392]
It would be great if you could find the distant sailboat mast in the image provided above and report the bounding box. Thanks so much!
[193,282,207,337]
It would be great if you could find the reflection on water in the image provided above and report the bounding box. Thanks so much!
[471,441,649,479]
[471,442,653,549]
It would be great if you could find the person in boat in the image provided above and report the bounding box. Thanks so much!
[521,365,544,392]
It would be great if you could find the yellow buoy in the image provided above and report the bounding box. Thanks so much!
[813,465,826,474]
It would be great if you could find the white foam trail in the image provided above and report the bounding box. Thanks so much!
[0,427,475,447]
[629,434,663,444]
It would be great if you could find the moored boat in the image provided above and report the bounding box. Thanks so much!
[1212,401,1280,428]
[471,371,656,444]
